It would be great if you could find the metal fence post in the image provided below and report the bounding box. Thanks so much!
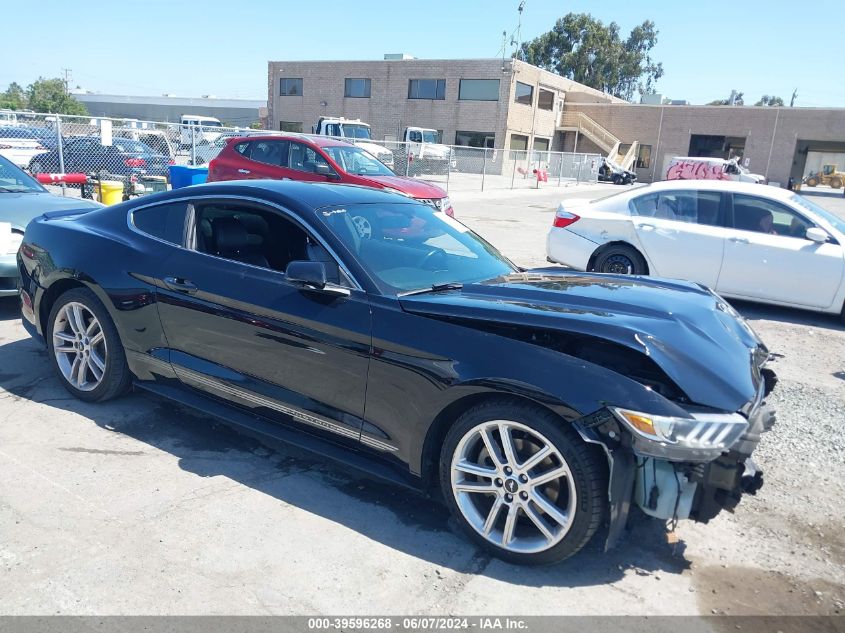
[481,148,487,192]
[510,154,517,189]
[445,153,451,193]
[558,152,563,186]
[577,155,584,182]
[190,124,196,166]
[405,142,410,177]
[55,116,66,197]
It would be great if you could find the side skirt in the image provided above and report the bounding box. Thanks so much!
[132,379,423,492]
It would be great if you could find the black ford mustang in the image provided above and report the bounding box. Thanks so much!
[17,181,776,565]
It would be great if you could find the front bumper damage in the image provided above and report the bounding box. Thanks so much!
[574,368,777,549]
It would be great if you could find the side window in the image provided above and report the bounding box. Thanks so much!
[191,202,346,284]
[233,142,249,156]
[409,131,422,142]
[132,202,188,245]
[248,140,288,167]
[630,190,722,226]
[732,194,815,238]
[288,142,329,173]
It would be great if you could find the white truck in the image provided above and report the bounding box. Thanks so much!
[666,156,766,184]
[312,117,394,168]
[400,127,455,175]
[180,115,224,147]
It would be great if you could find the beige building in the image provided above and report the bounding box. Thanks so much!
[267,56,845,186]
[563,103,845,186]
[267,57,621,154]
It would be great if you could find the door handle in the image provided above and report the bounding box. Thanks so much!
[729,236,750,244]
[638,223,656,230]
[238,169,251,174]
[163,277,198,294]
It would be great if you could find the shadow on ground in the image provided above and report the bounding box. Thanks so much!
[0,334,689,588]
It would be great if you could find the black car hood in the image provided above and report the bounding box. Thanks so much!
[399,271,767,412]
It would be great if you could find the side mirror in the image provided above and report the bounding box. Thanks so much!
[806,227,829,243]
[285,260,350,297]
[315,163,339,180]
[286,260,327,288]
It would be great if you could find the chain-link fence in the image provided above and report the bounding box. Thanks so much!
[0,109,600,198]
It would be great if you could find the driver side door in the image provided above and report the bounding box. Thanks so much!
[154,196,373,445]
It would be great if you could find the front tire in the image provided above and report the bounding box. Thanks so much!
[439,400,605,565]
[592,244,647,275]
[46,288,131,402]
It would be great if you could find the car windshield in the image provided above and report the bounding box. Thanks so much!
[422,130,439,143]
[323,146,394,176]
[0,154,46,193]
[791,194,845,235]
[341,124,371,140]
[316,202,517,294]
[113,138,153,154]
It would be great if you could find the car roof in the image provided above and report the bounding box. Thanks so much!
[634,179,796,201]
[226,134,353,149]
[132,180,414,211]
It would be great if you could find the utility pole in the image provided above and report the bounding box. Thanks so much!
[511,1,526,60]
[790,88,798,107]
[61,68,72,95]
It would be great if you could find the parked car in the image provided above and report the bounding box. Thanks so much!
[0,154,100,296]
[597,156,636,185]
[666,156,766,184]
[114,129,176,160]
[28,137,173,181]
[0,126,49,168]
[18,180,776,565]
[208,135,454,215]
[546,179,845,318]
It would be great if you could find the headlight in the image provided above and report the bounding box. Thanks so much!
[441,197,451,210]
[611,407,749,461]
[7,230,23,255]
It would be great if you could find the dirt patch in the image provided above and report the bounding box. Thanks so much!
[694,565,845,615]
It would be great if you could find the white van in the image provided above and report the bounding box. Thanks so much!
[666,156,766,184]
[180,115,223,146]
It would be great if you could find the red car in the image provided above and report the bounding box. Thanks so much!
[208,135,454,216]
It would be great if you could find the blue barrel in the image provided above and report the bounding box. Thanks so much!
[169,165,208,189]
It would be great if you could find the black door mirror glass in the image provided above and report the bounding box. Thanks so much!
[314,162,332,176]
[286,260,327,289]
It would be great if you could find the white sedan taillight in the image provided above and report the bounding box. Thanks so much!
[552,209,580,228]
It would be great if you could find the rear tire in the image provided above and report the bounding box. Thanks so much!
[592,244,647,275]
[46,288,131,403]
[439,400,605,565]
[830,177,842,189]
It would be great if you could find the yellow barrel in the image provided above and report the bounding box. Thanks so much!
[98,180,124,205]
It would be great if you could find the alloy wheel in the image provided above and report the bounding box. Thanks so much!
[450,420,577,554]
[52,302,107,392]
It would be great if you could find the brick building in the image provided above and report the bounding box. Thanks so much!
[267,56,845,186]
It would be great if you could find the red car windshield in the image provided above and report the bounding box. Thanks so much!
[323,146,394,176]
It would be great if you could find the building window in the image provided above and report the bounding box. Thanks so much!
[279,121,302,133]
[538,89,554,111]
[636,144,652,169]
[344,78,371,98]
[458,79,500,101]
[408,79,446,100]
[533,137,550,152]
[455,131,495,148]
[515,82,533,106]
[279,78,303,96]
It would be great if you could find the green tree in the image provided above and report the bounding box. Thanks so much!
[0,82,27,109]
[519,13,664,101]
[25,78,87,115]
[755,95,784,106]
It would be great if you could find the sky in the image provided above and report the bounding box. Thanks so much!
[2,0,843,107]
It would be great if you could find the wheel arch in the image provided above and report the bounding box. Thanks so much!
[587,240,650,274]
[37,275,120,339]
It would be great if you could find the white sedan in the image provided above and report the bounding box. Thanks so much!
[546,180,845,318]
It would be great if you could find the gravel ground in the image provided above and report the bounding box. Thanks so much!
[0,184,843,616]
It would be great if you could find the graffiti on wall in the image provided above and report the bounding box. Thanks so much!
[666,160,731,181]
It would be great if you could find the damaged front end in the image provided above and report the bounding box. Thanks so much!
[574,365,777,549]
